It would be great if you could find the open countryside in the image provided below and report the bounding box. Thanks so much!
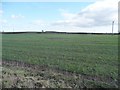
[1,0,119,88]
[2,33,118,88]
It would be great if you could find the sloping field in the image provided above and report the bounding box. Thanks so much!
[2,33,118,88]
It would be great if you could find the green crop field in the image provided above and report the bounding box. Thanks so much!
[2,33,118,88]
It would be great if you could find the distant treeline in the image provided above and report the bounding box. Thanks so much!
[0,31,119,35]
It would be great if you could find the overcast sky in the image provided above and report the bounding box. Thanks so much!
[0,0,119,33]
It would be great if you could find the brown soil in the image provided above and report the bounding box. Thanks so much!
[1,60,118,88]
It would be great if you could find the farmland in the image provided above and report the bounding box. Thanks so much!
[2,33,118,88]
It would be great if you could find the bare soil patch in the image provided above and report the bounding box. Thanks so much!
[1,60,118,88]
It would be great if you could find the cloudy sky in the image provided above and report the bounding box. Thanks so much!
[0,0,119,33]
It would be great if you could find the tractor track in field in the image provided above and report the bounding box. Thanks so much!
[1,60,118,88]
